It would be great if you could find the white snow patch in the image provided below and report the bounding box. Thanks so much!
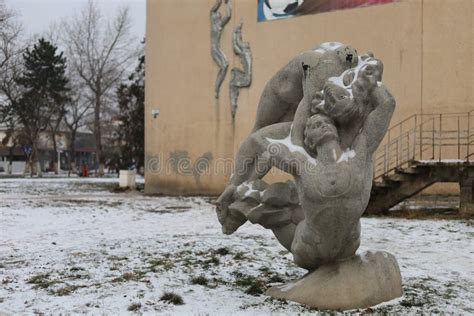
[266,126,318,166]
[314,42,344,52]
[337,148,356,163]
[237,181,264,198]
[280,282,296,292]
[418,159,470,164]
[328,57,381,99]
[0,179,472,314]
[313,48,326,54]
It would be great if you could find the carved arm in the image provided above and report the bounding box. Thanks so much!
[356,85,396,155]
[232,23,244,55]
[210,0,222,13]
[290,98,312,147]
[221,0,232,26]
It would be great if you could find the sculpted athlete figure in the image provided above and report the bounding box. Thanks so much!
[216,56,395,270]
[211,0,232,99]
[229,22,252,117]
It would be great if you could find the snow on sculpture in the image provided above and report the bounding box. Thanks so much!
[215,42,403,310]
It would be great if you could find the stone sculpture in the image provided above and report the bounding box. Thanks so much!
[216,42,403,310]
[210,0,232,99]
[229,22,252,117]
[251,42,358,134]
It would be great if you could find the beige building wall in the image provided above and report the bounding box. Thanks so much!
[145,0,473,195]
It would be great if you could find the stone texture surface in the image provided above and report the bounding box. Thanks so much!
[216,44,400,309]
[261,181,299,206]
[216,46,396,269]
[266,251,403,311]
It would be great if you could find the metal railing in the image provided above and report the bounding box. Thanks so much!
[373,110,474,181]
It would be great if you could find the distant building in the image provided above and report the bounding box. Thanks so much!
[0,124,97,174]
[145,0,473,195]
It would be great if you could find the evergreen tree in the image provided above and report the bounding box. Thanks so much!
[116,55,144,173]
[13,38,69,176]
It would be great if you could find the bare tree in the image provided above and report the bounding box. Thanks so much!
[64,81,93,176]
[61,0,138,176]
[0,1,23,175]
[0,0,21,73]
[0,0,22,100]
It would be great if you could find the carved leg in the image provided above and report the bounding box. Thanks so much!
[252,95,292,133]
[246,204,304,251]
[213,51,229,99]
[291,220,322,270]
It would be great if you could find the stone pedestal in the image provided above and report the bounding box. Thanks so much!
[119,170,136,189]
[459,168,474,216]
[266,251,403,311]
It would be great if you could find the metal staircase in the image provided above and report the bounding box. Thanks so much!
[366,110,474,214]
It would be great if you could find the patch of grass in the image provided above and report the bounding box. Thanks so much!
[264,297,288,305]
[160,292,184,305]
[2,276,14,284]
[211,277,229,286]
[111,271,147,283]
[66,273,91,280]
[66,273,90,280]
[376,208,473,220]
[165,205,191,210]
[60,199,96,205]
[191,275,208,286]
[234,272,267,296]
[107,255,129,261]
[69,266,85,272]
[127,302,142,311]
[204,256,220,266]
[244,280,267,296]
[27,273,57,289]
[148,258,175,272]
[111,186,132,193]
[233,252,246,260]
[213,247,230,256]
[267,274,284,283]
[399,298,425,308]
[194,250,208,256]
[399,280,438,308]
[49,284,85,296]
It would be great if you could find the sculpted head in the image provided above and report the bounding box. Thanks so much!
[335,45,359,68]
[312,83,364,126]
[302,43,359,102]
[311,57,384,127]
[304,114,339,153]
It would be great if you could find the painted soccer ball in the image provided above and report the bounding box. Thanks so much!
[262,0,304,20]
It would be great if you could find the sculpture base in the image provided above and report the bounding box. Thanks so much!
[266,251,403,311]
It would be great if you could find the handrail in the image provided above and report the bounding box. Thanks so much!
[386,110,473,134]
[373,110,473,181]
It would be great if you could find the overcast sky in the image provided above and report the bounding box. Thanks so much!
[5,0,146,40]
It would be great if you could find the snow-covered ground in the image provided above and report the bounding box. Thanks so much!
[0,178,473,314]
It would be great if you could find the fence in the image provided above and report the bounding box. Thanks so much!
[373,110,474,180]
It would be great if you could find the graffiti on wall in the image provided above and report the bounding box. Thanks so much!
[258,0,398,22]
